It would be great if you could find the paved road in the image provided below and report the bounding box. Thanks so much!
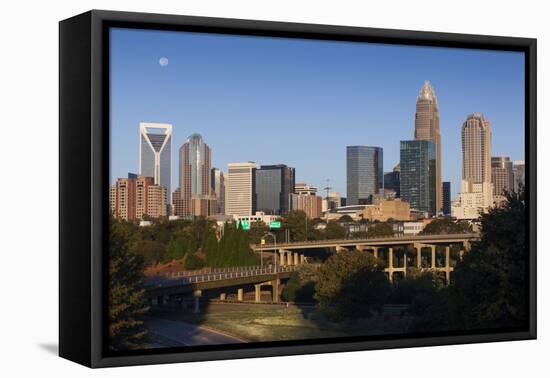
[145,317,244,347]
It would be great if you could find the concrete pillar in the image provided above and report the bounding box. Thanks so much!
[459,249,465,260]
[372,247,379,259]
[193,290,202,314]
[445,246,451,284]
[279,250,286,266]
[255,284,261,303]
[294,252,299,266]
[287,251,293,266]
[300,254,305,265]
[415,246,422,268]
[403,249,408,278]
[272,279,280,303]
[219,293,226,301]
[463,240,471,252]
[237,288,244,302]
[430,245,436,269]
[388,247,394,282]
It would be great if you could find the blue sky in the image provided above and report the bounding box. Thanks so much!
[110,28,525,198]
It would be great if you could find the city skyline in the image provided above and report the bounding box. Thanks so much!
[110,28,525,198]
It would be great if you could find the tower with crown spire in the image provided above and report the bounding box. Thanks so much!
[414,81,442,214]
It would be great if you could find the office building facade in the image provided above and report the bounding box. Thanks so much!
[491,156,514,198]
[139,123,172,197]
[178,133,212,216]
[346,146,383,205]
[442,181,451,216]
[225,162,257,217]
[255,164,295,215]
[414,81,442,213]
[400,140,436,215]
[210,168,225,215]
[513,160,525,193]
[452,113,493,219]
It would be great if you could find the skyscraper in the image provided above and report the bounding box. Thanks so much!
[255,164,295,215]
[384,163,401,198]
[491,156,514,198]
[225,162,257,217]
[178,133,212,216]
[211,168,225,215]
[110,174,137,220]
[452,113,493,219]
[442,181,451,216]
[513,160,525,192]
[400,140,436,215]
[346,146,383,205]
[139,123,172,197]
[414,81,442,213]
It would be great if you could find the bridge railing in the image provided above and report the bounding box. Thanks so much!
[146,264,297,289]
[253,232,479,249]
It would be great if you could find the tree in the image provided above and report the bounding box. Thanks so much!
[339,215,355,223]
[420,217,472,235]
[282,265,318,302]
[449,188,527,330]
[316,251,391,320]
[366,222,394,238]
[109,219,149,351]
[282,210,308,241]
[324,220,346,239]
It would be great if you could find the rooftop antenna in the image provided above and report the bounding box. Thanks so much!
[323,179,332,219]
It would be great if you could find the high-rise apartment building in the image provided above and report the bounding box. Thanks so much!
[210,168,225,215]
[225,162,257,217]
[110,174,166,220]
[452,113,493,219]
[346,146,383,205]
[255,164,295,215]
[442,181,451,216]
[139,123,172,197]
[400,140,436,215]
[491,156,514,198]
[414,81,442,213]
[178,133,212,216]
[290,183,323,218]
[109,174,136,220]
[513,160,525,193]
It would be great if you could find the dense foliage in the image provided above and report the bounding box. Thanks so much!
[419,217,472,235]
[316,251,391,320]
[281,264,318,303]
[109,220,149,351]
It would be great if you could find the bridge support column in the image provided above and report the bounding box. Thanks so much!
[193,290,202,314]
[279,250,286,266]
[388,247,394,282]
[272,279,280,303]
[287,252,293,266]
[403,249,408,278]
[463,240,471,252]
[445,246,451,284]
[237,288,244,302]
[414,243,422,268]
[255,284,261,303]
[300,254,305,265]
[430,245,436,269]
[219,293,226,301]
[372,247,379,259]
[294,253,299,266]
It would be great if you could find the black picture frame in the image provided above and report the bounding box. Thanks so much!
[59,9,537,368]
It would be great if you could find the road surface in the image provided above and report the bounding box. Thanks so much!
[145,317,244,347]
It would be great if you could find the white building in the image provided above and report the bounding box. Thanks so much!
[403,221,426,235]
[225,162,256,217]
[139,123,172,197]
[232,211,280,225]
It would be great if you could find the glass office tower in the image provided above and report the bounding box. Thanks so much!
[346,146,383,205]
[400,140,436,215]
[255,164,295,215]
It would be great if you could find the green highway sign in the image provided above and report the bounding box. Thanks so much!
[240,220,250,230]
[269,221,281,229]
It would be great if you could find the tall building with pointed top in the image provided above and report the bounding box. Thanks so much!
[139,123,172,197]
[414,81,442,214]
[452,113,493,219]
[178,133,213,216]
